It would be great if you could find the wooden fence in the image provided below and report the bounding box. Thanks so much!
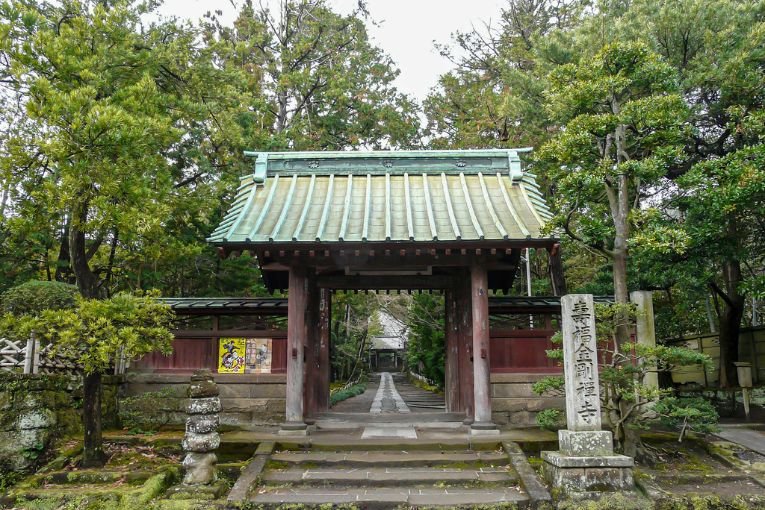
[665,326,765,386]
[0,335,108,375]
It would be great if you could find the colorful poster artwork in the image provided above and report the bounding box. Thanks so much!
[218,338,246,374]
[246,338,272,374]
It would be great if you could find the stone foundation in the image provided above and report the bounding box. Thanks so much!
[490,373,563,426]
[543,430,634,493]
[123,372,286,427]
[542,451,634,492]
[0,372,120,473]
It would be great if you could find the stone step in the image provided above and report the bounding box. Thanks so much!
[261,466,519,486]
[277,439,504,452]
[250,487,529,507]
[270,450,510,467]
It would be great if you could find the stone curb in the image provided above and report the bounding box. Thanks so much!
[227,441,275,502]
[504,441,552,506]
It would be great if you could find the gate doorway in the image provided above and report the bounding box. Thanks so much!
[209,149,563,435]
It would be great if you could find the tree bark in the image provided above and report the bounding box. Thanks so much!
[717,258,744,388]
[81,371,107,467]
[69,203,100,298]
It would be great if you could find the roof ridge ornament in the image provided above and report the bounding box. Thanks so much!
[248,152,268,183]
[508,150,523,182]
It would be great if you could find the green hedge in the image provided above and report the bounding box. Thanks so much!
[329,383,367,406]
[0,280,78,315]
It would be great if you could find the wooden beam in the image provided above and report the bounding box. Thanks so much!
[316,274,453,290]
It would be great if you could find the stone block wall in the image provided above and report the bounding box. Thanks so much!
[0,372,120,473]
[123,372,286,428]
[491,372,564,426]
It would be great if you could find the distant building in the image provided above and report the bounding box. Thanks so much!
[369,310,407,372]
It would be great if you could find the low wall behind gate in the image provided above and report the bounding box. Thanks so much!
[123,372,286,427]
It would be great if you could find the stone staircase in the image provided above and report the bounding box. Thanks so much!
[239,440,549,508]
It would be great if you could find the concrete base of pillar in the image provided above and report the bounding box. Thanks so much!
[470,421,499,435]
[278,421,308,436]
[542,451,634,493]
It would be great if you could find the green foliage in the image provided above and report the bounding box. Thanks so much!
[331,293,380,383]
[2,291,174,374]
[405,293,445,388]
[118,389,173,434]
[329,382,367,406]
[0,280,78,315]
[531,375,564,396]
[654,397,719,440]
[536,408,565,431]
[534,303,717,451]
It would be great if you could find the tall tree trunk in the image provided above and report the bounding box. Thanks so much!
[55,220,73,283]
[717,258,744,388]
[69,203,100,298]
[81,371,106,467]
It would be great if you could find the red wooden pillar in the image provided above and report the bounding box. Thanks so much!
[283,266,308,433]
[457,271,474,421]
[444,288,460,413]
[303,270,320,420]
[316,287,331,413]
[470,262,496,432]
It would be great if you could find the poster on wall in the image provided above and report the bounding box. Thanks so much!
[218,338,246,374]
[246,338,272,374]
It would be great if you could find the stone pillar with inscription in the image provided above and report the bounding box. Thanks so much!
[542,294,634,493]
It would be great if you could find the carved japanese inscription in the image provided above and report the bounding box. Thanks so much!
[561,294,602,431]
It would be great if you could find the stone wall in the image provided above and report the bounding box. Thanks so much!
[123,372,286,428]
[491,373,564,426]
[0,372,120,473]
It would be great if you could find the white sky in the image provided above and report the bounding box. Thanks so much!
[157,0,506,101]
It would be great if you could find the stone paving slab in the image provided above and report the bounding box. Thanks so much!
[270,451,510,466]
[251,487,528,505]
[262,467,516,484]
[361,426,417,439]
[716,425,765,456]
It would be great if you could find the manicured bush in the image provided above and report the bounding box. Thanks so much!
[0,280,78,315]
[330,382,367,406]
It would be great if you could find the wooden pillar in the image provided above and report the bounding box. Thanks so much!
[283,266,308,433]
[445,288,460,413]
[303,270,320,420]
[548,243,567,297]
[457,271,474,421]
[470,263,496,432]
[316,288,331,413]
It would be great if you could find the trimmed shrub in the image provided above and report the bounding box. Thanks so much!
[0,280,78,315]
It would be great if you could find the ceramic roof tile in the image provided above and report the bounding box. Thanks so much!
[208,150,553,245]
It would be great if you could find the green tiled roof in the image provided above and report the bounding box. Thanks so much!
[208,149,553,245]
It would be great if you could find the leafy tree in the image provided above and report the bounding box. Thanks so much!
[540,41,689,349]
[331,292,381,383]
[404,293,445,387]
[204,0,421,151]
[1,292,175,467]
[425,0,586,150]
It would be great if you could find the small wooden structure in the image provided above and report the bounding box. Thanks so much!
[204,149,564,434]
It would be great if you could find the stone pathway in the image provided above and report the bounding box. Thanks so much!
[716,424,765,456]
[370,372,410,414]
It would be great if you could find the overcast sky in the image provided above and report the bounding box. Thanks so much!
[157,0,506,101]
